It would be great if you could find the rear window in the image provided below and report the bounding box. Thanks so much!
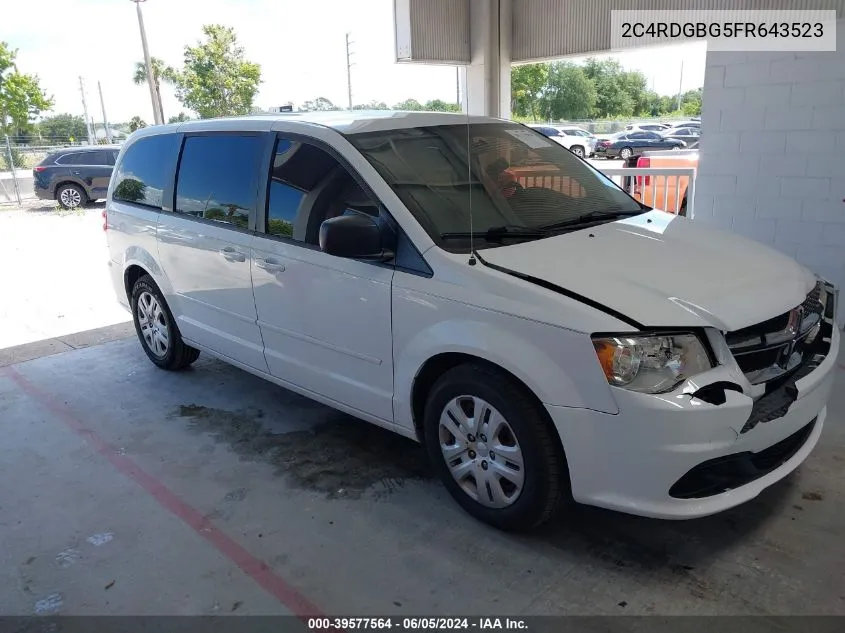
[112,134,179,208]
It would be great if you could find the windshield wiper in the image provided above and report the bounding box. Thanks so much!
[538,209,645,232]
[440,225,547,243]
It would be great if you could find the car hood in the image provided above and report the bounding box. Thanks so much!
[478,210,815,332]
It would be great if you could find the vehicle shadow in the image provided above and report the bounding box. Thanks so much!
[525,476,795,573]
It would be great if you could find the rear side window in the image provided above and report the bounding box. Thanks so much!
[174,134,264,229]
[113,134,179,208]
[56,152,88,165]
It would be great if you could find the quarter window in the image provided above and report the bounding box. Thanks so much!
[174,135,264,229]
[113,134,179,208]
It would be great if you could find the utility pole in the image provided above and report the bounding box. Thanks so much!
[131,0,163,125]
[98,81,113,143]
[79,77,95,145]
[676,61,684,112]
[456,66,461,108]
[345,32,354,110]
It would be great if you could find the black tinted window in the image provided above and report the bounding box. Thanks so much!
[57,152,87,165]
[113,134,179,208]
[266,137,378,243]
[175,135,264,229]
[265,138,306,239]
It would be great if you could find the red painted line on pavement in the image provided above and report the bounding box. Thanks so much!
[3,365,328,621]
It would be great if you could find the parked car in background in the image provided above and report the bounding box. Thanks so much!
[527,124,594,158]
[661,126,701,150]
[595,131,686,159]
[624,123,671,133]
[667,120,701,129]
[33,145,120,209]
[106,112,839,532]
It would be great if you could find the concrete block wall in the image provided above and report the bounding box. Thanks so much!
[695,19,845,326]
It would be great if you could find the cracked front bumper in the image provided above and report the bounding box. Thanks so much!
[546,326,839,519]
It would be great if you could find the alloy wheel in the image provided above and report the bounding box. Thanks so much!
[60,187,82,208]
[136,291,169,358]
[438,395,525,508]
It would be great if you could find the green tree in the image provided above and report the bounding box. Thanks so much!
[128,116,147,132]
[169,25,261,119]
[300,97,338,111]
[619,70,650,116]
[510,63,548,120]
[167,111,191,124]
[0,42,53,137]
[540,62,596,120]
[680,88,702,116]
[582,58,634,119]
[392,98,424,111]
[37,113,87,142]
[423,99,460,112]
[352,100,389,110]
[133,57,176,122]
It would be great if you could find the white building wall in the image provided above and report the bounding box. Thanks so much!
[695,19,845,325]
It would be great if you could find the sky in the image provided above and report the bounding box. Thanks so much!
[1,0,707,124]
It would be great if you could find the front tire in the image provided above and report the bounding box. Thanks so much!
[56,183,87,209]
[131,275,200,370]
[570,145,585,158]
[423,363,570,531]
[619,147,633,160]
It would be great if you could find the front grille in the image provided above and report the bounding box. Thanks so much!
[725,281,827,385]
[722,280,835,434]
[669,418,816,499]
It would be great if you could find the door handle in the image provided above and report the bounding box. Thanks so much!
[256,257,285,273]
[219,246,246,263]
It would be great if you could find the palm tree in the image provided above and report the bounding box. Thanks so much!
[133,57,174,123]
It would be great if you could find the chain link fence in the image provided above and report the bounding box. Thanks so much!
[1,137,95,204]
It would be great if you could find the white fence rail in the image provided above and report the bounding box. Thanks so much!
[599,167,697,218]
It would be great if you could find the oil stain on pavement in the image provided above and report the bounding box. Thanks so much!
[174,404,433,499]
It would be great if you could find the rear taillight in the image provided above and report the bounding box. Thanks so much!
[102,209,108,231]
[33,166,47,172]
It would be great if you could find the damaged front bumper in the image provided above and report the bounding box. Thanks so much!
[547,292,840,520]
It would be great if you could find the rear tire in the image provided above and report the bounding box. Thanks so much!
[570,145,585,158]
[130,275,200,370]
[56,183,87,209]
[619,147,633,160]
[423,363,570,532]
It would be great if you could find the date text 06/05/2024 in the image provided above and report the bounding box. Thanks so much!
[307,617,529,631]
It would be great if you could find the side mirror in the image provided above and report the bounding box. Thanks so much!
[319,213,394,261]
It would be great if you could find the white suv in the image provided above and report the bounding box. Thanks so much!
[106,112,839,531]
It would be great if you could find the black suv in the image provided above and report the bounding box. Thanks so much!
[33,145,121,209]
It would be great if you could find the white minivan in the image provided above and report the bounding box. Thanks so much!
[106,111,839,531]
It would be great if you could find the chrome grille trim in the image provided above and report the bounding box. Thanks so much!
[725,281,827,385]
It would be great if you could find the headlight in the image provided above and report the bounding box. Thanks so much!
[592,333,713,394]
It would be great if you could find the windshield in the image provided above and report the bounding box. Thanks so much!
[346,122,642,252]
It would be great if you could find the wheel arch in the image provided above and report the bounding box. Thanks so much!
[121,248,169,300]
[410,352,553,445]
[54,180,89,200]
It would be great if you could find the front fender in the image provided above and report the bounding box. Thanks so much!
[392,315,619,434]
